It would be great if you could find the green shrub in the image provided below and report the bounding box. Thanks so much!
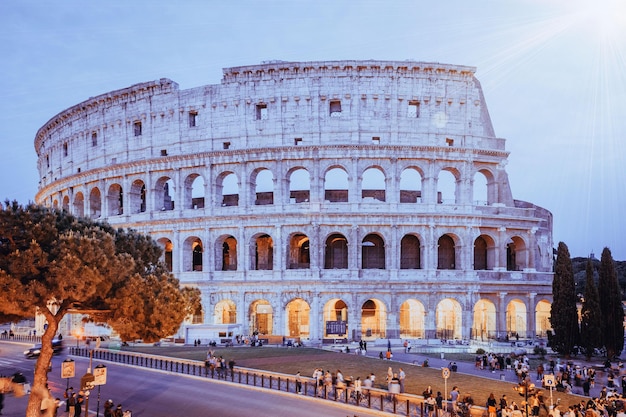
[476,348,486,354]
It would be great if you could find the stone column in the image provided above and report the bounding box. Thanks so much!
[497,227,507,271]
[527,293,536,340]
[350,225,359,270]
[498,292,507,340]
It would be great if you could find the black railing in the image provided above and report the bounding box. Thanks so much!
[69,347,472,416]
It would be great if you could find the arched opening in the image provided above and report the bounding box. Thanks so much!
[362,167,386,202]
[89,187,101,219]
[215,300,237,324]
[219,172,239,207]
[361,299,387,339]
[62,196,70,212]
[324,233,348,269]
[506,299,528,339]
[436,298,462,340]
[157,238,174,272]
[254,169,274,205]
[323,299,348,339]
[324,167,349,202]
[185,174,205,209]
[129,179,146,213]
[437,169,456,204]
[252,234,273,270]
[192,240,203,271]
[361,234,385,269]
[107,183,123,215]
[288,233,310,269]
[472,299,496,341]
[289,168,310,203]
[217,235,237,271]
[399,299,425,338]
[474,236,488,270]
[535,300,552,339]
[473,171,488,206]
[437,234,456,269]
[507,236,527,271]
[249,300,273,335]
[286,298,310,339]
[399,168,422,203]
[155,177,175,211]
[400,234,421,269]
[73,192,84,218]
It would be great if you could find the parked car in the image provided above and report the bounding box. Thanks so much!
[23,339,64,358]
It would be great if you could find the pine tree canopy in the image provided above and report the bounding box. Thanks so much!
[0,201,201,417]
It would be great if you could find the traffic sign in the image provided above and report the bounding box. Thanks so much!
[442,367,450,379]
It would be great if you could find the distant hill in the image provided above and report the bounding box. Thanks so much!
[572,256,626,299]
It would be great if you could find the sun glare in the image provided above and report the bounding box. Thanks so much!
[570,0,626,41]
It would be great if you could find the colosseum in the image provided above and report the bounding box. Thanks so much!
[34,60,554,345]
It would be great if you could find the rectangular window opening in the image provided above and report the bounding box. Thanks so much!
[372,136,380,144]
[160,149,168,156]
[329,100,342,117]
[63,143,68,157]
[408,101,420,118]
[294,137,303,146]
[92,132,97,146]
[223,142,231,150]
[446,138,454,146]
[256,104,268,120]
[133,121,142,136]
[189,111,197,127]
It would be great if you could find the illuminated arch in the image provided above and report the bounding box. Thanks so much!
[472,299,496,341]
[323,298,348,339]
[214,299,237,324]
[361,299,387,339]
[399,299,425,338]
[506,299,528,338]
[249,299,273,335]
[436,298,462,340]
[285,298,311,339]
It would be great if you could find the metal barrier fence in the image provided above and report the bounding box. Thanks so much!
[68,346,472,416]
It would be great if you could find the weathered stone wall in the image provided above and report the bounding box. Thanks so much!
[34,60,553,343]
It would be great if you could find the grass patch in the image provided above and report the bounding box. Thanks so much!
[123,345,581,409]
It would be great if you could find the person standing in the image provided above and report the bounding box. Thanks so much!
[295,371,302,394]
[0,390,4,416]
[398,368,406,393]
[425,394,437,417]
[487,393,497,417]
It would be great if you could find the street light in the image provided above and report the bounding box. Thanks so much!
[514,378,535,417]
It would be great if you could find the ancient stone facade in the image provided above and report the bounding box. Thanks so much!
[35,60,553,344]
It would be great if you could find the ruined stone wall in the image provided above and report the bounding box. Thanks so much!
[34,60,553,343]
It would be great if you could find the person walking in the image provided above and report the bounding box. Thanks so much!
[487,393,498,417]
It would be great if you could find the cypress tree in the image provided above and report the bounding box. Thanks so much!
[580,258,602,359]
[598,247,625,359]
[549,242,580,356]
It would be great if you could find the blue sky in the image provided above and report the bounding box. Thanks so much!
[1,0,625,260]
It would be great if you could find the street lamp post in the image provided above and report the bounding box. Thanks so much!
[514,378,535,417]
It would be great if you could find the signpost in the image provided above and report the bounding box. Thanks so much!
[61,358,75,390]
[94,364,107,417]
[442,367,450,412]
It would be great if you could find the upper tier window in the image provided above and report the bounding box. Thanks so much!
[329,100,342,117]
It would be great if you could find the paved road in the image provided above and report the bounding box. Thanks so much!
[0,341,392,417]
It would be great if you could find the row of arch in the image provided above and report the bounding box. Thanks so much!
[159,231,531,273]
[210,296,552,340]
[52,165,499,218]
